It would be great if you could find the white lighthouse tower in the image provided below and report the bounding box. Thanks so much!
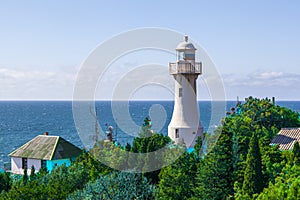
[168,36,203,148]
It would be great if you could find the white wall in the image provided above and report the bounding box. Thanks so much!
[168,74,203,147]
[27,158,42,172]
[11,157,42,175]
[11,157,23,174]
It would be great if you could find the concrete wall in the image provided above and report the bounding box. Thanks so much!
[46,158,71,172]
[11,157,73,174]
[27,158,42,171]
[11,157,23,174]
[11,157,41,174]
[168,74,203,147]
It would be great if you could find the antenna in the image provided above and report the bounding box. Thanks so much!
[89,105,99,145]
[114,118,118,143]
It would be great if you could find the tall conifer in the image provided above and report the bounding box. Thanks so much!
[194,125,234,199]
[292,141,300,165]
[242,133,264,196]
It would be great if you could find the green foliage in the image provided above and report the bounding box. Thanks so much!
[239,97,300,131]
[67,171,155,200]
[226,97,299,189]
[257,165,300,200]
[1,150,106,199]
[0,172,11,192]
[194,124,234,199]
[260,144,283,185]
[132,133,171,184]
[242,133,264,196]
[193,135,203,158]
[22,168,28,186]
[1,97,299,199]
[29,166,36,181]
[292,141,300,165]
[157,152,198,199]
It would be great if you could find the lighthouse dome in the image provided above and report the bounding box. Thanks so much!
[176,36,197,51]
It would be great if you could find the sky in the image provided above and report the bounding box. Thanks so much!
[0,0,300,100]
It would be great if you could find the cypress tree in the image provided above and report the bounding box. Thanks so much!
[157,152,197,199]
[242,133,263,196]
[292,141,300,165]
[194,125,234,199]
[30,165,36,181]
[22,167,28,185]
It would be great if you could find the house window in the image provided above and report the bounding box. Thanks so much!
[41,160,46,168]
[175,129,179,138]
[179,88,182,97]
[22,158,27,169]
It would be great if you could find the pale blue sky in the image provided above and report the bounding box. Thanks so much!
[0,0,300,100]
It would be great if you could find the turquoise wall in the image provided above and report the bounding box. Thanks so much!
[46,158,71,172]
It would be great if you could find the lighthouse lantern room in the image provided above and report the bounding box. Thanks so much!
[168,36,203,147]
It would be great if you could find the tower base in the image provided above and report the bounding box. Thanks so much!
[168,123,203,148]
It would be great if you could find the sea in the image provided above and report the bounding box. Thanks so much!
[0,101,299,169]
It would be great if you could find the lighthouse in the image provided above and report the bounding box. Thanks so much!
[168,36,203,147]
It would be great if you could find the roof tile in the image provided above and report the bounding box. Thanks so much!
[270,128,300,150]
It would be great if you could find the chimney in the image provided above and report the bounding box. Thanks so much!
[44,132,49,136]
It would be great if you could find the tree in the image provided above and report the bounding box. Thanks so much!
[257,165,300,200]
[67,171,155,200]
[30,165,36,181]
[242,132,264,196]
[131,132,171,184]
[193,135,203,159]
[0,172,11,192]
[157,151,198,199]
[194,124,234,199]
[292,141,300,165]
[22,168,28,185]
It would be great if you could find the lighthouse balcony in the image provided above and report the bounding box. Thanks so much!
[169,62,202,75]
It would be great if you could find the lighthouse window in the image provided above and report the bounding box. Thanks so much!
[178,52,184,60]
[179,88,183,97]
[175,129,179,138]
[185,53,195,59]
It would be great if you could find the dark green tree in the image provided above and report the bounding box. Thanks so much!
[67,171,155,200]
[242,132,264,196]
[157,151,198,199]
[131,130,171,184]
[30,165,36,181]
[257,165,300,199]
[194,124,234,199]
[193,135,203,159]
[292,141,300,165]
[22,168,28,185]
[0,172,11,192]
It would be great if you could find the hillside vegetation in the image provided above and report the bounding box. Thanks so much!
[1,97,300,199]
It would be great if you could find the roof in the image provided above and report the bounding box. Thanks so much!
[176,36,197,51]
[9,135,82,160]
[270,128,300,150]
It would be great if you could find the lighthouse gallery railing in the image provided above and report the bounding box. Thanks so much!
[169,62,202,74]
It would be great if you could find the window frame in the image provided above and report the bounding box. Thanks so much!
[22,158,28,169]
[41,160,47,169]
[179,88,183,97]
[175,129,179,138]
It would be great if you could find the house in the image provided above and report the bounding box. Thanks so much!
[270,128,300,150]
[9,132,82,174]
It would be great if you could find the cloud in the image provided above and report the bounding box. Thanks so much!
[0,66,76,100]
[1,66,299,100]
[224,71,300,87]
[222,71,300,100]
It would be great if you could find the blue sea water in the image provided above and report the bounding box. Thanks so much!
[0,101,299,169]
